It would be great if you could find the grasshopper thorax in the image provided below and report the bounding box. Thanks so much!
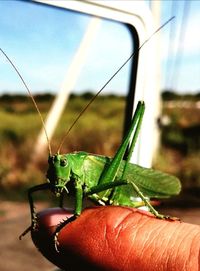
[46,154,71,197]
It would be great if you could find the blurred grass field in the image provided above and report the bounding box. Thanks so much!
[0,93,199,206]
[0,94,125,200]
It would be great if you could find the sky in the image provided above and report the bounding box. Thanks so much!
[159,0,200,94]
[0,0,199,95]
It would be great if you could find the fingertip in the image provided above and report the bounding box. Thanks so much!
[32,206,200,271]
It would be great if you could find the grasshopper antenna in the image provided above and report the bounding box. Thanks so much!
[57,16,175,153]
[0,48,52,156]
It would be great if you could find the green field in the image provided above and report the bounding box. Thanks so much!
[0,93,199,204]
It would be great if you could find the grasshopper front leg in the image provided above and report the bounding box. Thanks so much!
[54,180,83,252]
[19,183,50,239]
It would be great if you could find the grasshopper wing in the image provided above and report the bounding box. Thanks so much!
[111,162,181,206]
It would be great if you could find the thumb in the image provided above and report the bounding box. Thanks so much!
[32,206,200,271]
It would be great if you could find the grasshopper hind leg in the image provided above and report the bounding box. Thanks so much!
[127,181,178,220]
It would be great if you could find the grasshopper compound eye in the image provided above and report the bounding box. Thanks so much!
[60,158,68,167]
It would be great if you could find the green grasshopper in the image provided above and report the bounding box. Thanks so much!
[0,16,181,250]
[18,101,180,252]
[28,100,180,252]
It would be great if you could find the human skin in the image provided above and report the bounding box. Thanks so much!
[31,206,200,271]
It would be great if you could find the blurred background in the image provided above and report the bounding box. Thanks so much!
[0,0,199,270]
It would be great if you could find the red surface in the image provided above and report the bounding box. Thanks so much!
[31,206,200,271]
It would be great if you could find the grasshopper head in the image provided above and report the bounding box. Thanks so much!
[46,154,71,197]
